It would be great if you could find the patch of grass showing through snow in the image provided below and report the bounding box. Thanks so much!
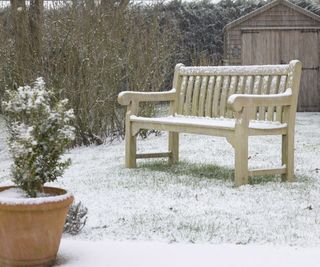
[140,160,308,186]
[140,160,233,182]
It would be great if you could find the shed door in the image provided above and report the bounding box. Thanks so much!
[281,30,319,111]
[242,31,281,65]
[241,29,320,111]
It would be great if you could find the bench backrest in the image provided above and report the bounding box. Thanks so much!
[172,60,302,123]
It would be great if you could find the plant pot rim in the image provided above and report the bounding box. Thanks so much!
[0,186,74,211]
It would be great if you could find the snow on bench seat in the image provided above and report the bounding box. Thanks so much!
[130,115,287,131]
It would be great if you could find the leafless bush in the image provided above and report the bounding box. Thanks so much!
[64,201,88,235]
[0,1,177,145]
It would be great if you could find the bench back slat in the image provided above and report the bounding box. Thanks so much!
[178,76,188,114]
[236,75,245,94]
[204,76,215,117]
[184,76,194,115]
[191,76,201,116]
[226,76,238,118]
[257,76,269,120]
[198,76,208,117]
[220,76,230,117]
[212,76,222,117]
[244,76,253,94]
[174,61,301,123]
[266,75,280,121]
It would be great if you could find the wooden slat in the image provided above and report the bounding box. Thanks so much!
[276,75,287,121]
[184,76,194,115]
[248,166,286,177]
[119,90,176,106]
[241,27,320,31]
[258,75,269,120]
[252,75,262,94]
[212,76,222,117]
[278,75,288,93]
[178,76,188,114]
[179,65,289,76]
[248,127,287,136]
[220,76,231,117]
[205,76,215,117]
[244,75,254,94]
[252,76,261,120]
[136,152,172,159]
[132,121,234,138]
[267,75,279,121]
[226,76,238,117]
[191,76,201,116]
[236,76,246,94]
[198,76,208,117]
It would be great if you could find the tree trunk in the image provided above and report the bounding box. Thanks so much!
[10,0,30,83]
[29,0,44,62]
[10,0,44,84]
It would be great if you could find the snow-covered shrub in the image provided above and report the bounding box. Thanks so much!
[64,201,88,235]
[2,77,75,197]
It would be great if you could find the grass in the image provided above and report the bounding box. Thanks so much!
[141,160,308,185]
[1,114,319,245]
[140,160,233,182]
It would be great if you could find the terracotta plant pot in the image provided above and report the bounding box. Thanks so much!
[0,186,73,267]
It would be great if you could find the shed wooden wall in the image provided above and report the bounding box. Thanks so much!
[223,1,320,111]
[224,3,320,65]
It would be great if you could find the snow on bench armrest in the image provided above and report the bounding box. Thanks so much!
[118,89,176,106]
[228,88,293,112]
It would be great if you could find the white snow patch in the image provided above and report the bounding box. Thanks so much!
[0,187,73,205]
[180,64,289,76]
[131,115,287,129]
[0,187,29,198]
[57,239,320,267]
[0,113,319,246]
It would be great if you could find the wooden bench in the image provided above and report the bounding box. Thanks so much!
[118,60,302,186]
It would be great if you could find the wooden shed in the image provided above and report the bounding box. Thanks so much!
[223,0,320,111]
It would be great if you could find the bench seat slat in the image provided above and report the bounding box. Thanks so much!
[130,115,287,133]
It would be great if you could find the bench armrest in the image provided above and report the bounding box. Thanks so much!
[227,88,293,112]
[118,89,176,106]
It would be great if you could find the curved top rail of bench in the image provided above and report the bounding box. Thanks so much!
[178,63,291,76]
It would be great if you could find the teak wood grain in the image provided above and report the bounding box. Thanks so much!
[118,60,302,186]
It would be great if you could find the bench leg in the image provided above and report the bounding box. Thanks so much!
[281,134,294,182]
[234,136,249,186]
[125,123,137,168]
[168,132,179,164]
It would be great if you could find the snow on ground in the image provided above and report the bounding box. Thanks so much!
[0,113,319,263]
[56,239,320,267]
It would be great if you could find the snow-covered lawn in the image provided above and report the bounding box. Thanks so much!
[0,113,319,266]
[57,239,320,267]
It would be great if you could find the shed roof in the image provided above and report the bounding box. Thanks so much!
[224,0,320,31]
